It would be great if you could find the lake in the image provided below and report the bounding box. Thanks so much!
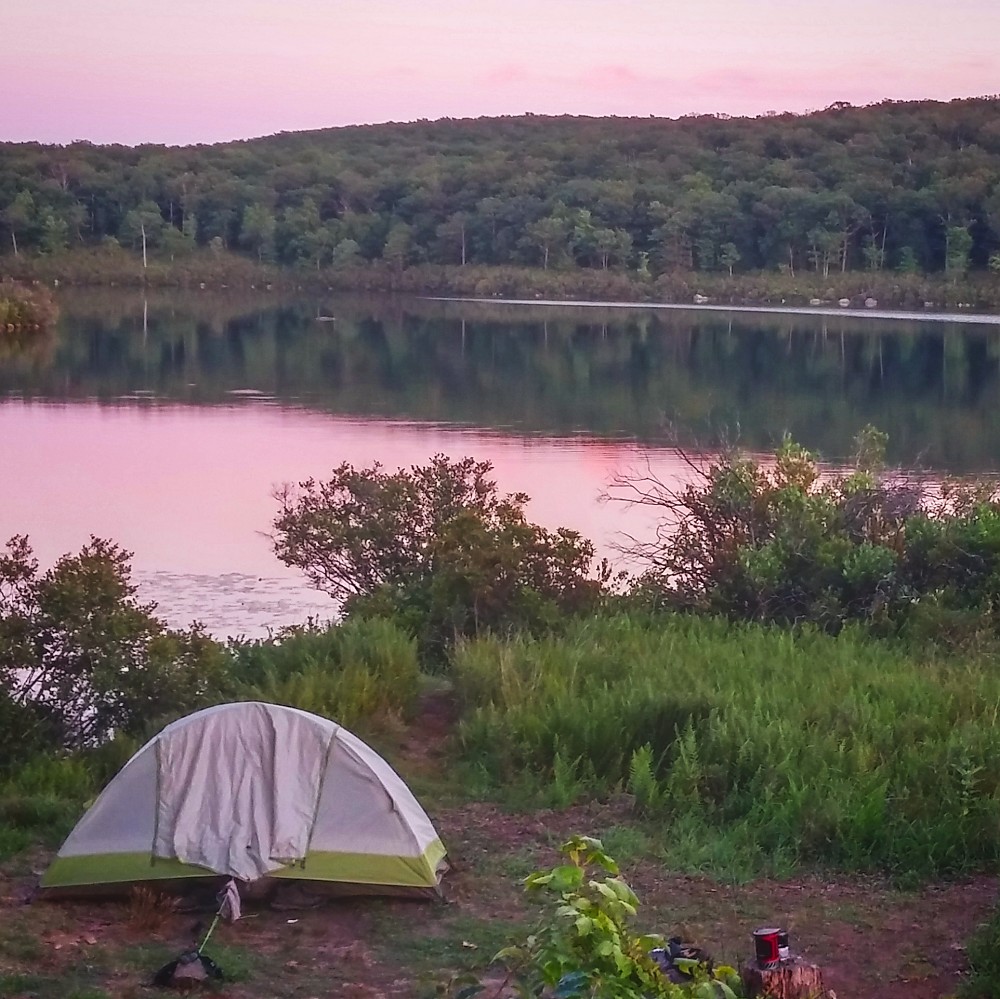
[3,288,1000,637]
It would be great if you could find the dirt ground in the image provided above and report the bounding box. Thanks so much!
[1,698,996,998]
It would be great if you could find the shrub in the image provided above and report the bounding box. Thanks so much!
[616,428,1000,642]
[273,455,607,662]
[0,755,98,860]
[492,835,742,999]
[0,279,58,330]
[0,534,229,753]
[227,617,420,730]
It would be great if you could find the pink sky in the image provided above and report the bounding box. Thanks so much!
[2,0,999,146]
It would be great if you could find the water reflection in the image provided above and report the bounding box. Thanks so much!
[4,289,1000,471]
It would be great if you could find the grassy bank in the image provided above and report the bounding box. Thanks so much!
[4,246,999,311]
[453,613,1000,882]
[5,424,1000,992]
[5,611,1000,885]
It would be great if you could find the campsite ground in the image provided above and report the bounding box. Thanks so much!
[0,697,996,999]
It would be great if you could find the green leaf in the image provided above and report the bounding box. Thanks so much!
[673,957,700,975]
[635,933,665,952]
[524,872,553,888]
[592,881,618,900]
[606,878,639,906]
[547,865,585,891]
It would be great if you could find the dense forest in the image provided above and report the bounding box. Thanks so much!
[2,97,1000,279]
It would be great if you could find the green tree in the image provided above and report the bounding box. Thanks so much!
[649,200,694,272]
[119,200,167,266]
[182,211,199,244]
[897,245,920,273]
[806,227,842,277]
[0,535,229,754]
[862,232,886,271]
[279,198,323,266]
[39,211,69,254]
[161,224,196,260]
[474,196,504,261]
[945,224,973,276]
[239,202,277,262]
[525,215,570,269]
[594,227,632,270]
[331,238,362,267]
[435,211,470,266]
[382,222,414,270]
[2,191,36,256]
[272,456,605,657]
[719,242,741,276]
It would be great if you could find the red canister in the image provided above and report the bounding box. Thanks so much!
[753,927,787,969]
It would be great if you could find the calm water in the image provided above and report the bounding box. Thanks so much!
[3,289,1000,637]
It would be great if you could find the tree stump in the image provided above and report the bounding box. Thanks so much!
[741,956,833,999]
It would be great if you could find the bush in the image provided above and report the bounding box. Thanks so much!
[617,428,1000,643]
[227,617,420,731]
[0,279,58,330]
[273,455,607,663]
[0,534,229,753]
[491,835,742,999]
[0,755,98,860]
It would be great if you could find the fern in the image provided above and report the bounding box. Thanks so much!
[628,743,662,814]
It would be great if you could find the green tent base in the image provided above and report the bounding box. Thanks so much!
[42,840,447,898]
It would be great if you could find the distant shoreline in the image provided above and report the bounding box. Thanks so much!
[6,248,1000,314]
[427,296,1000,325]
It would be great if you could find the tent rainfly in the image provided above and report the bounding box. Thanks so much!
[41,702,447,897]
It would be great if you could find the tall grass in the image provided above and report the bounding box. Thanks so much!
[227,617,421,732]
[453,612,1000,880]
[963,903,1000,998]
[0,756,98,861]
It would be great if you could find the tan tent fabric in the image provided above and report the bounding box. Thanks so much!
[153,702,336,881]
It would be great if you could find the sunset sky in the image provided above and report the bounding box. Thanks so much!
[3,0,999,147]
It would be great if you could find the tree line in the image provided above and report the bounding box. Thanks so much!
[1,97,1000,278]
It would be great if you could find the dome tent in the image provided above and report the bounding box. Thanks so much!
[42,702,446,898]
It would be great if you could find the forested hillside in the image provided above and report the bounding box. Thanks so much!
[2,98,1000,278]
